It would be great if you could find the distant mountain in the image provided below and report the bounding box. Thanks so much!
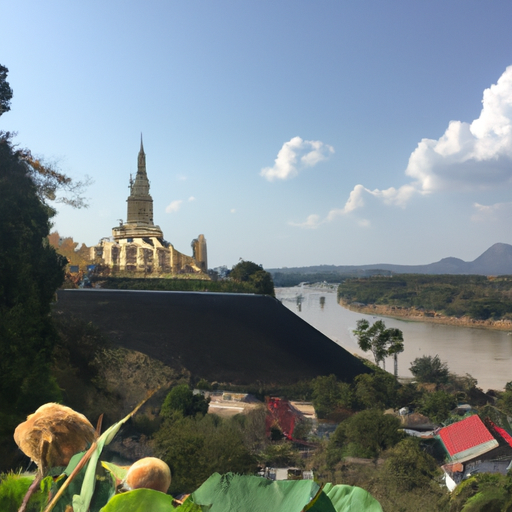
[269,243,512,277]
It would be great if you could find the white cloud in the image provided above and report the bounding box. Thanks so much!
[472,201,512,222]
[293,66,512,229]
[165,199,183,213]
[403,66,512,193]
[289,214,322,229]
[230,208,236,214]
[260,136,334,181]
[188,196,196,202]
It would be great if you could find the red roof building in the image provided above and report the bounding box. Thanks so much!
[438,415,499,463]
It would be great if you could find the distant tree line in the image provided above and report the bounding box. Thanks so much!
[338,274,512,321]
[272,269,390,288]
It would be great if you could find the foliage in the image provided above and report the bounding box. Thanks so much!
[230,260,275,296]
[0,64,13,116]
[6,400,152,512]
[448,473,512,512]
[352,320,404,376]
[496,390,512,416]
[98,488,177,512]
[311,375,353,419]
[48,231,92,271]
[313,447,448,512]
[153,413,257,495]
[418,391,457,424]
[328,409,403,461]
[338,274,512,322]
[410,354,450,384]
[271,268,391,288]
[231,408,268,454]
[396,382,424,408]
[382,438,441,491]
[257,442,303,468]
[185,472,382,512]
[96,276,264,294]
[353,371,398,410]
[160,384,210,418]
[0,133,66,421]
[196,379,211,391]
[0,472,49,512]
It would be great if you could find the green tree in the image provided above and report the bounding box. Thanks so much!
[0,65,13,116]
[311,374,353,419]
[410,354,449,384]
[353,371,398,410]
[386,328,404,378]
[160,383,210,418]
[230,260,275,296]
[383,438,441,491]
[496,390,512,416]
[257,442,302,468]
[0,134,66,419]
[353,319,404,376]
[328,409,403,459]
[419,391,457,424]
[154,413,257,495]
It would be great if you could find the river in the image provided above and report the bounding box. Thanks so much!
[276,284,512,391]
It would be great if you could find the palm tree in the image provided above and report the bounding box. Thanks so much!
[353,319,404,377]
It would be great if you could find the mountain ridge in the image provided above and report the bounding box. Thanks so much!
[269,243,512,276]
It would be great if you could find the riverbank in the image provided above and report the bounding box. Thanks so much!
[339,299,512,332]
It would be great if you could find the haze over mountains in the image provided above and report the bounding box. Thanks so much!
[270,243,512,276]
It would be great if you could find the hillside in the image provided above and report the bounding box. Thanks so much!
[54,289,370,385]
[338,274,512,324]
[269,243,512,280]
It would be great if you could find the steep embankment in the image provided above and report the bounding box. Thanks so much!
[339,299,512,331]
[55,289,370,385]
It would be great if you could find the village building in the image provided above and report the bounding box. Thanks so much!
[438,415,512,491]
[91,138,208,275]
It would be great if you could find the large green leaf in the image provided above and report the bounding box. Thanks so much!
[322,483,383,512]
[49,459,115,512]
[72,399,149,512]
[101,461,129,483]
[187,472,321,512]
[99,489,176,512]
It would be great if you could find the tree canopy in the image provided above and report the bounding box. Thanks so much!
[353,319,404,376]
[409,354,449,384]
[328,409,403,459]
[230,260,275,296]
[0,64,13,116]
[0,64,89,438]
[0,133,66,418]
[160,384,210,418]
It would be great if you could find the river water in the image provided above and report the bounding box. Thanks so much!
[276,284,512,391]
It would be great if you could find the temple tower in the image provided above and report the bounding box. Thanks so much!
[127,136,153,225]
[92,137,208,276]
[113,136,163,241]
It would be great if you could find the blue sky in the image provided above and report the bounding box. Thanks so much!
[2,1,512,269]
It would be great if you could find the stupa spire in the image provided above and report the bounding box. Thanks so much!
[137,133,147,176]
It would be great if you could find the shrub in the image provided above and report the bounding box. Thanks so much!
[410,355,449,384]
